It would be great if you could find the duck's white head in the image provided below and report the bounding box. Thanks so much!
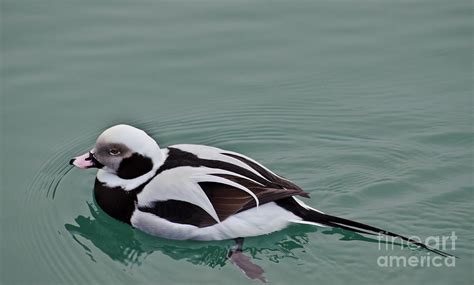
[70,124,164,179]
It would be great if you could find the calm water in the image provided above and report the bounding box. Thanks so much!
[1,0,473,284]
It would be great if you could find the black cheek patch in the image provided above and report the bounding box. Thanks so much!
[117,153,153,179]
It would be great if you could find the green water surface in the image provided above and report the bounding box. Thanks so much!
[1,0,473,284]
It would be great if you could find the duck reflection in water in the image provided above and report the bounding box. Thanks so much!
[65,203,381,282]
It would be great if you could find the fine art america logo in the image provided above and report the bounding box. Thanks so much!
[376,232,457,267]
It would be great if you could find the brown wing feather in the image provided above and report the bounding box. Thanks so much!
[199,171,309,222]
[199,182,255,221]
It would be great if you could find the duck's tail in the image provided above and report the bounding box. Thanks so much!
[276,197,455,258]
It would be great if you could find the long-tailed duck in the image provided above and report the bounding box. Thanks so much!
[70,124,451,258]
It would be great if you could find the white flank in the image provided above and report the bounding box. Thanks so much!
[131,202,302,240]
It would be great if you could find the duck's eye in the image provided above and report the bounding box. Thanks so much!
[109,148,120,156]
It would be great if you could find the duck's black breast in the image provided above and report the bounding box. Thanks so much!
[93,178,143,224]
